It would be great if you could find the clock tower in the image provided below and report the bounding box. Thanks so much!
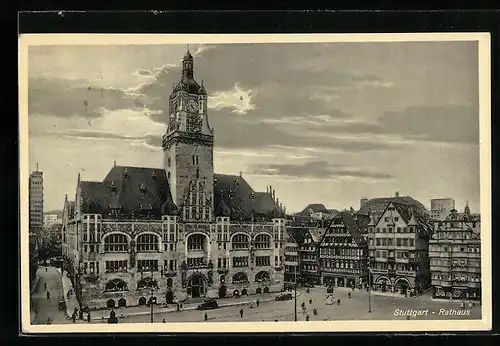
[162,48,214,221]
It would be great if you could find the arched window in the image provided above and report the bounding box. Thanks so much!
[255,271,270,282]
[137,234,158,252]
[105,279,129,292]
[232,234,250,249]
[104,234,128,252]
[188,234,205,250]
[137,277,158,290]
[167,278,173,288]
[254,234,271,249]
[232,272,249,284]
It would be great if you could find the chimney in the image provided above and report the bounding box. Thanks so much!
[277,197,279,206]
[36,162,39,171]
[272,189,276,200]
[77,172,81,184]
[114,160,116,167]
[239,171,242,177]
[65,194,68,202]
[266,186,269,193]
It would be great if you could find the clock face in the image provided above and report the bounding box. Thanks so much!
[187,100,199,113]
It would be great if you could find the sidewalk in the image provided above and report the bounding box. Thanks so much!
[58,268,80,319]
[30,273,41,323]
[87,295,277,321]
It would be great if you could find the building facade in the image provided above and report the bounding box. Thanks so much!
[430,198,456,221]
[62,50,286,310]
[29,233,39,284]
[429,207,481,300]
[44,213,63,229]
[29,166,44,232]
[367,201,433,296]
[319,212,368,289]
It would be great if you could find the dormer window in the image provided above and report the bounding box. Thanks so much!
[140,183,146,193]
[124,169,129,179]
[152,171,156,180]
[110,181,116,191]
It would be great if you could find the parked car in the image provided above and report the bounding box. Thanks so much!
[58,300,66,311]
[275,293,293,301]
[197,299,218,310]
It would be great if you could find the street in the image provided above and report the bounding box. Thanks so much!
[31,266,68,324]
[32,272,481,325]
[99,286,482,323]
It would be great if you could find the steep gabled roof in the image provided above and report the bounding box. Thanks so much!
[358,196,426,215]
[213,174,284,219]
[80,165,177,218]
[286,227,309,245]
[328,212,367,246]
[375,202,433,236]
[297,203,329,216]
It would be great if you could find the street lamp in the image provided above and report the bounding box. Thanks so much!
[148,267,157,323]
[368,265,372,313]
[294,261,298,321]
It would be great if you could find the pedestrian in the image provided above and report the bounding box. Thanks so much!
[87,312,91,322]
[406,315,410,320]
[337,299,341,305]
[240,308,244,318]
[180,302,183,310]
[46,291,50,300]
[256,299,260,307]
[309,298,312,304]
[468,301,473,309]
[45,267,48,272]
[46,317,51,325]
[460,301,465,309]
[204,312,208,321]
[313,308,318,316]
[348,292,351,299]
[44,282,47,290]
[305,314,310,321]
[72,313,76,323]
[162,319,166,323]
[176,303,180,312]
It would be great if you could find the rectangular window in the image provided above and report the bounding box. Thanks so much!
[403,239,408,246]
[105,260,127,273]
[275,256,278,266]
[137,260,158,272]
[232,256,248,267]
[218,258,222,268]
[376,239,380,246]
[187,257,205,268]
[256,256,270,267]
[388,238,393,246]
[223,258,227,268]
[397,239,402,246]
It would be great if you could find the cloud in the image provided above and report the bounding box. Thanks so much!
[377,105,479,144]
[208,83,256,115]
[249,160,394,182]
[28,77,136,118]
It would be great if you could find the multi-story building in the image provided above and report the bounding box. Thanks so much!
[29,165,44,232]
[29,233,39,284]
[430,198,456,221]
[283,228,302,288]
[358,193,426,222]
[284,226,325,287]
[62,50,286,310]
[319,212,368,289]
[367,201,433,296]
[429,206,481,300]
[44,213,63,229]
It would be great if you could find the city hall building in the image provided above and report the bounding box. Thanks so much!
[62,50,286,310]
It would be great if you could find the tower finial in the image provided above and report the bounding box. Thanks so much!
[36,162,39,171]
[187,44,189,53]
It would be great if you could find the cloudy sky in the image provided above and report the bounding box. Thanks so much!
[27,41,480,213]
